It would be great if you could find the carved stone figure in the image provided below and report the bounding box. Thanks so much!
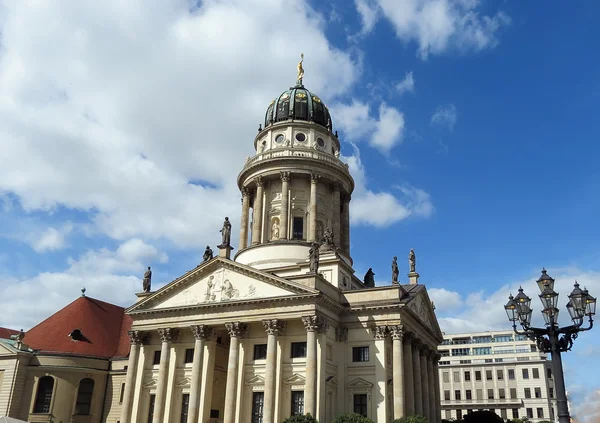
[221,279,238,301]
[322,228,334,248]
[220,217,232,246]
[205,275,216,302]
[364,268,375,287]
[409,249,416,273]
[203,246,213,262]
[143,266,152,293]
[271,221,280,240]
[391,256,399,284]
[309,242,320,273]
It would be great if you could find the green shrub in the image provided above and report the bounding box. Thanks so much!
[331,413,376,423]
[462,410,503,423]
[392,415,430,423]
[281,414,319,423]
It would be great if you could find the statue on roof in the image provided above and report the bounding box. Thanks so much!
[409,249,416,273]
[364,268,375,287]
[203,245,213,262]
[143,266,152,293]
[220,217,231,246]
[297,53,304,85]
[309,242,320,273]
[391,256,399,284]
[322,227,334,249]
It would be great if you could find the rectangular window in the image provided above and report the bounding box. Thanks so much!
[184,348,194,364]
[497,369,504,380]
[486,370,493,380]
[292,217,304,240]
[254,344,268,360]
[476,389,483,400]
[487,389,494,400]
[537,408,544,418]
[453,371,460,382]
[475,371,482,381]
[530,345,537,352]
[549,387,554,398]
[501,409,507,419]
[547,368,553,379]
[522,368,529,379]
[464,371,471,381]
[510,388,517,399]
[484,358,493,363]
[119,383,125,404]
[455,390,461,400]
[291,391,304,416]
[466,390,472,400]
[512,409,519,419]
[533,368,540,379]
[526,408,533,419]
[494,358,503,363]
[210,410,219,419]
[499,388,505,399]
[180,393,190,423]
[445,410,452,419]
[451,348,470,356]
[524,388,531,399]
[291,342,307,358]
[508,369,515,380]
[353,394,368,417]
[251,392,264,423]
[153,351,161,365]
[535,387,542,398]
[147,394,156,423]
[456,410,462,420]
[352,346,369,362]
[444,390,450,401]
[443,372,450,383]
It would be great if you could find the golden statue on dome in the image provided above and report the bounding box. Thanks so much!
[297,53,304,85]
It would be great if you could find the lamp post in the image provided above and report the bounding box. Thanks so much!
[504,268,596,423]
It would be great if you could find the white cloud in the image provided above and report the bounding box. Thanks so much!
[396,71,415,95]
[431,104,457,131]
[429,287,463,313]
[573,389,600,423]
[355,0,510,58]
[330,100,405,152]
[0,0,359,249]
[30,225,72,253]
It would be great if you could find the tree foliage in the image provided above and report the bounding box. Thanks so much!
[462,410,503,423]
[331,413,376,423]
[392,415,430,423]
[280,414,319,423]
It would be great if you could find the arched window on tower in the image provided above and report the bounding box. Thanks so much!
[74,378,95,415]
[33,376,54,413]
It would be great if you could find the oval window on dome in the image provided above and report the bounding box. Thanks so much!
[275,134,284,143]
[295,133,306,142]
[317,137,325,147]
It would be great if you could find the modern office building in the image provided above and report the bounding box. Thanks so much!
[438,330,558,422]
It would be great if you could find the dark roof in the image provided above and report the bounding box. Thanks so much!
[23,296,132,359]
[264,84,332,130]
[0,327,19,339]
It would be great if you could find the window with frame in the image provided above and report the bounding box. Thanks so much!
[512,408,519,419]
[547,368,553,379]
[456,410,462,420]
[510,388,517,399]
[180,393,190,423]
[526,408,533,419]
[532,368,540,378]
[464,371,471,381]
[75,378,94,415]
[475,371,482,381]
[487,389,494,399]
[147,394,156,423]
[501,409,507,419]
[353,394,368,417]
[524,388,531,399]
[535,387,542,398]
[33,376,54,413]
[444,390,450,401]
[486,370,493,380]
[453,371,460,382]
[497,369,504,380]
[251,392,264,423]
[455,390,461,400]
[476,389,483,400]
[292,217,304,240]
[291,342,307,358]
[184,348,194,364]
[537,408,544,418]
[499,388,505,399]
[352,346,369,362]
[291,391,304,416]
[466,390,472,400]
[443,372,450,383]
[254,344,267,360]
[522,368,529,379]
[153,350,161,365]
[508,368,515,380]
[119,383,125,404]
[549,387,554,398]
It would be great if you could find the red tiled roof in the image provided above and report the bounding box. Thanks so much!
[0,327,19,339]
[23,296,132,359]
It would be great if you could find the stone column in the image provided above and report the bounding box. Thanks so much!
[420,346,430,421]
[302,315,328,417]
[412,341,423,416]
[251,176,264,245]
[331,184,341,248]
[280,172,290,240]
[433,353,442,423]
[120,330,148,423]
[239,188,250,250]
[153,328,179,423]
[390,325,405,419]
[223,322,247,423]
[188,325,212,423]
[199,333,218,423]
[341,194,350,253]
[262,319,286,423]
[427,350,436,423]
[403,333,415,416]
[373,326,389,423]
[308,174,320,242]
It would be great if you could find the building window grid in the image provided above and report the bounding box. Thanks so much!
[353,394,368,417]
[291,391,304,416]
[352,346,369,362]
[184,348,194,364]
[251,392,264,423]
[524,388,531,399]
[33,376,54,414]
[254,344,268,360]
[291,342,307,358]
[147,394,156,423]
[537,408,544,418]
[535,387,542,398]
[180,393,190,423]
[74,378,94,415]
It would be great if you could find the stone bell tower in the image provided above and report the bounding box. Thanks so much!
[235,56,355,273]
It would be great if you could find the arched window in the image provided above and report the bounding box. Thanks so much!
[33,376,54,413]
[75,378,95,415]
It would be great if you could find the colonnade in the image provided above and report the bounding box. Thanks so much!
[238,173,351,253]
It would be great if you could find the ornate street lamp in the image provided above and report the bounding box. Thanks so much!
[504,269,596,423]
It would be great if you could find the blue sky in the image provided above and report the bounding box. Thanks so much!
[1,0,599,420]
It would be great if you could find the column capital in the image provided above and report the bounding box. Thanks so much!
[225,321,248,338]
[262,319,286,335]
[301,315,328,333]
[280,171,291,182]
[389,324,404,341]
[241,187,251,197]
[157,327,180,343]
[373,325,388,340]
[254,176,264,187]
[310,173,321,183]
[127,330,150,345]
[190,324,214,340]
[335,326,348,343]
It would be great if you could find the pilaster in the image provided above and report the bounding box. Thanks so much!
[252,177,264,245]
[302,315,328,417]
[389,325,405,419]
[223,322,248,423]
[373,325,389,423]
[262,319,286,423]
[153,328,180,423]
[308,174,320,242]
[403,332,415,416]
[239,188,251,250]
[120,330,149,423]
[280,172,290,240]
[188,325,213,423]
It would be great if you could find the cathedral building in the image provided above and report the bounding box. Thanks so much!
[0,63,442,423]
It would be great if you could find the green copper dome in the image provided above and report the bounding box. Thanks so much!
[264,84,332,131]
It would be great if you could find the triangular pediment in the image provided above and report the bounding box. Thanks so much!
[127,257,318,313]
[143,378,157,388]
[284,373,306,385]
[406,288,443,340]
[245,375,265,386]
[347,378,373,389]
[176,377,191,387]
